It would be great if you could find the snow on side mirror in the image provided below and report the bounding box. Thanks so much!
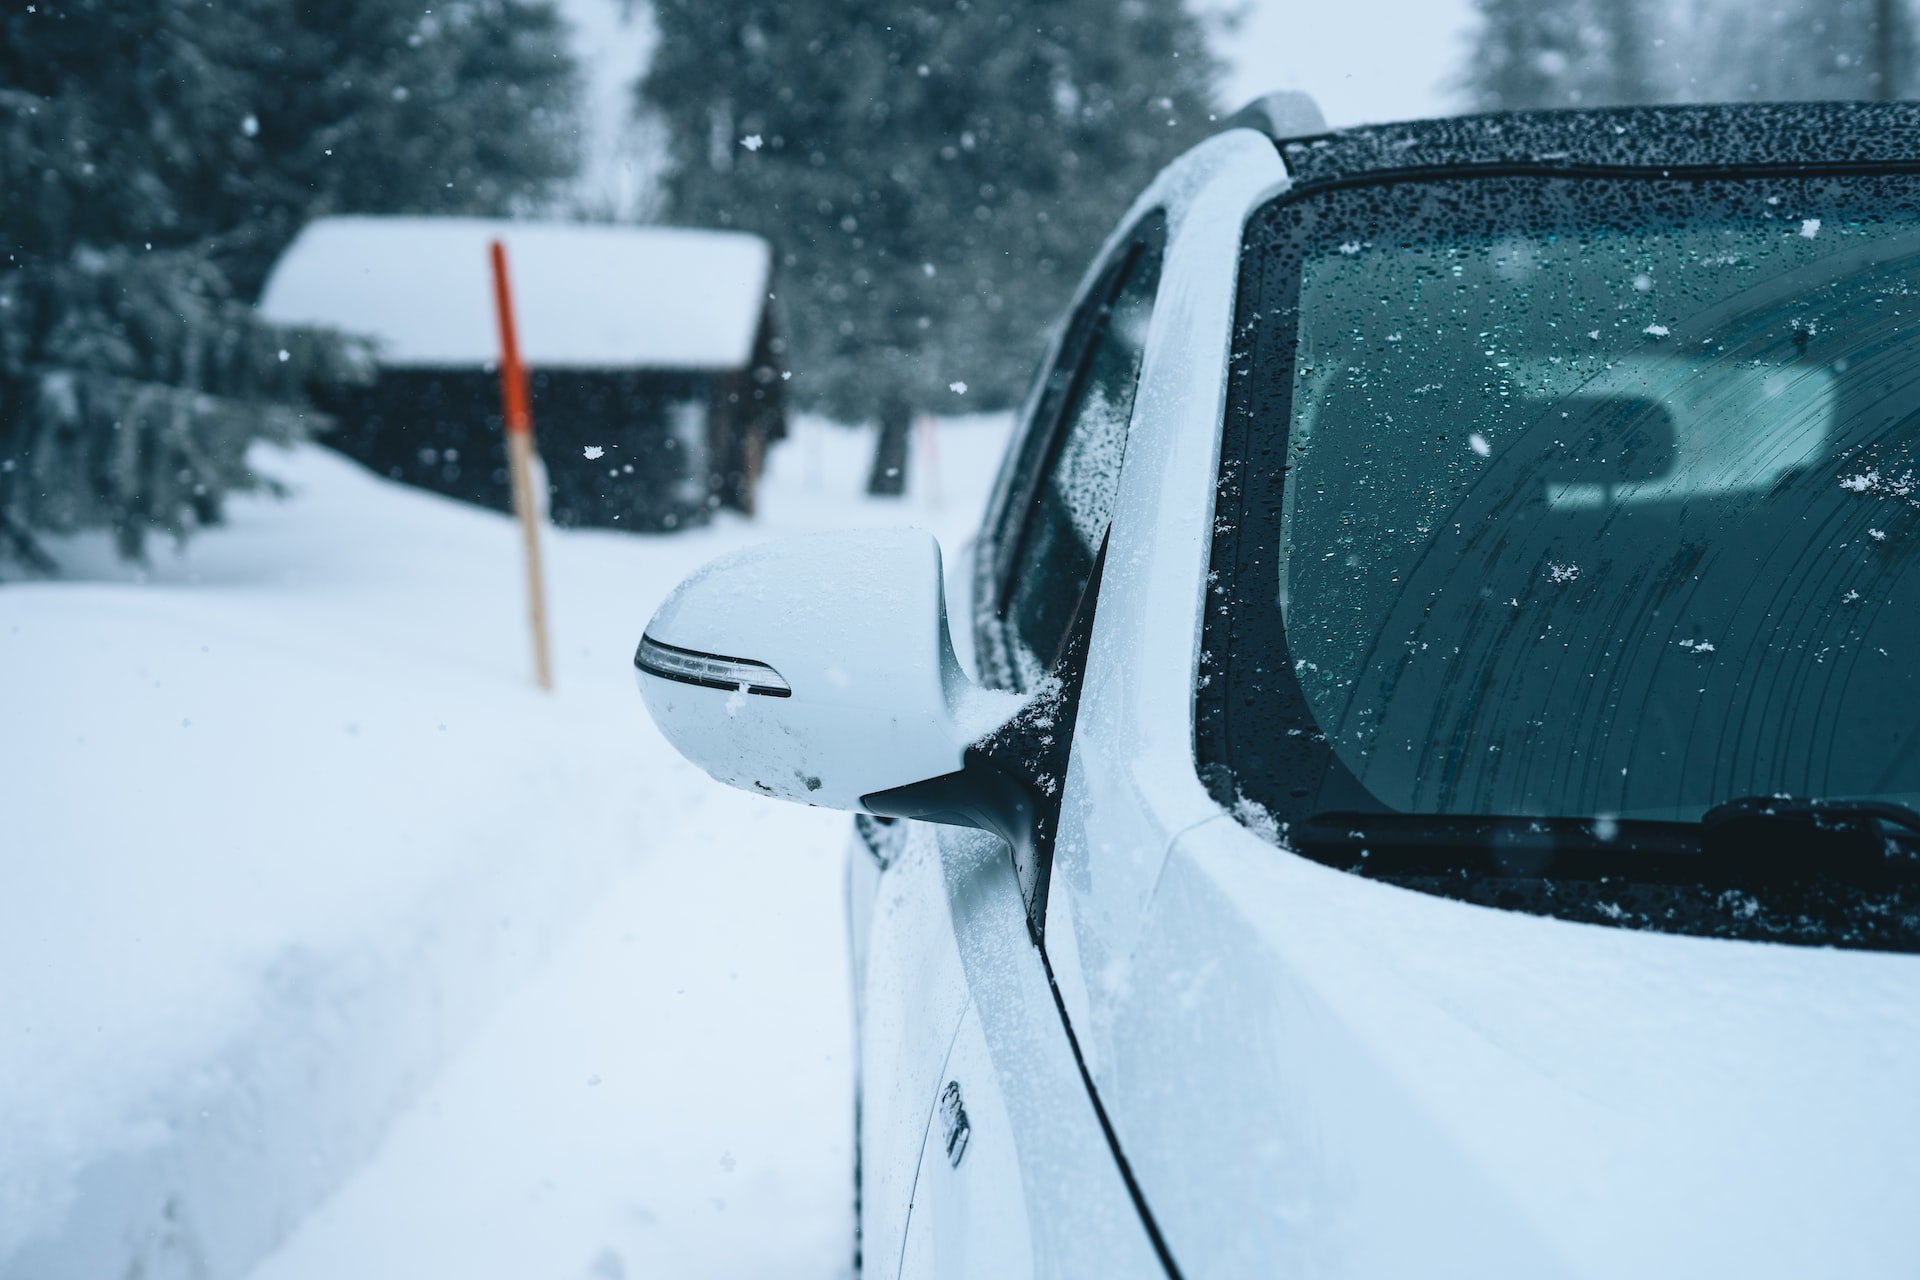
[634,529,1021,815]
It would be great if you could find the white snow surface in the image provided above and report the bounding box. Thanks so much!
[0,414,1009,1280]
[258,217,772,370]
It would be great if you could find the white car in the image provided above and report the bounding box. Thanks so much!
[635,95,1920,1278]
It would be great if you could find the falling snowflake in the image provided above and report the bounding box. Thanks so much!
[1547,562,1581,584]
[1800,218,1821,239]
[1643,323,1670,338]
[949,381,968,394]
[740,134,763,151]
[582,445,605,460]
[1468,432,1491,457]
[1677,638,1716,654]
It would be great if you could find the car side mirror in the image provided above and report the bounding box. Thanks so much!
[634,529,1023,816]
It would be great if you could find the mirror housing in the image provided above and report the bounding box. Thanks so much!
[634,529,1021,814]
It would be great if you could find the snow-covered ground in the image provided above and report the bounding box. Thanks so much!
[0,414,1010,1280]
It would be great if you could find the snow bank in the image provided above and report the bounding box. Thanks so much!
[258,217,771,370]
[248,778,863,1280]
[0,415,1009,1280]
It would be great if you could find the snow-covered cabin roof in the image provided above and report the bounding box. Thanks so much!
[258,217,772,371]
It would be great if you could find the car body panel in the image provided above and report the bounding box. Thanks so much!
[853,818,1163,1279]
[894,998,1029,1280]
[1104,814,1920,1277]
[855,822,973,1279]
[1044,127,1286,1080]
[896,826,1163,1279]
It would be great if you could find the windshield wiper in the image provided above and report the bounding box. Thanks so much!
[1700,794,1920,837]
[1291,811,1704,880]
[1696,794,1920,879]
[1294,798,1920,885]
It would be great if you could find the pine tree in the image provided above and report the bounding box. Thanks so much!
[1873,0,1914,97]
[1461,0,1920,111]
[640,0,1219,494]
[1594,0,1655,104]
[0,0,579,567]
[206,0,583,300]
[1460,0,1594,110]
[1461,0,1672,110]
[1686,0,1914,102]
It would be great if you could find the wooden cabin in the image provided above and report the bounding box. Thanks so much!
[259,217,785,531]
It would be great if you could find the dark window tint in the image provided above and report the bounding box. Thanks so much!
[1206,171,1920,830]
[1002,239,1163,686]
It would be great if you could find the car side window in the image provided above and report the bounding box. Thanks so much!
[999,228,1165,689]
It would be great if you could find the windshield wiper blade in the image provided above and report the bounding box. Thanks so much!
[1700,794,1920,837]
[1292,810,1706,880]
[1697,794,1920,878]
[1296,801,1920,885]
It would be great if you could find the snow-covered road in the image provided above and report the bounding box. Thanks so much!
[249,777,860,1280]
[1,414,1008,1279]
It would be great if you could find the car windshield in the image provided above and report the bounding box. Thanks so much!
[1207,170,1920,833]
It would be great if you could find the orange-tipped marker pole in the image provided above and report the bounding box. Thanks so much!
[489,239,553,691]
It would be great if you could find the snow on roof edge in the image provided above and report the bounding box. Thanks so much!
[259,216,773,372]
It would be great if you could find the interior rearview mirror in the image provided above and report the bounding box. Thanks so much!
[1538,395,1678,484]
[633,529,1023,816]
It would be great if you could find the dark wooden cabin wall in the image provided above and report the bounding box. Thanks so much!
[706,310,790,515]
[314,367,720,532]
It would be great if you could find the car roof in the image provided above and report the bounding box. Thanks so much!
[1227,100,1920,192]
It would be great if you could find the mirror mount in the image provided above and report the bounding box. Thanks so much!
[865,756,1049,943]
[865,675,1075,942]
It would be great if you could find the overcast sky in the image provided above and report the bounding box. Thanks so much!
[1214,0,1480,126]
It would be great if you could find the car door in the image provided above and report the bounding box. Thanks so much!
[877,217,1172,1279]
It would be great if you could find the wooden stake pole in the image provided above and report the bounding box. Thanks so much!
[489,239,554,692]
